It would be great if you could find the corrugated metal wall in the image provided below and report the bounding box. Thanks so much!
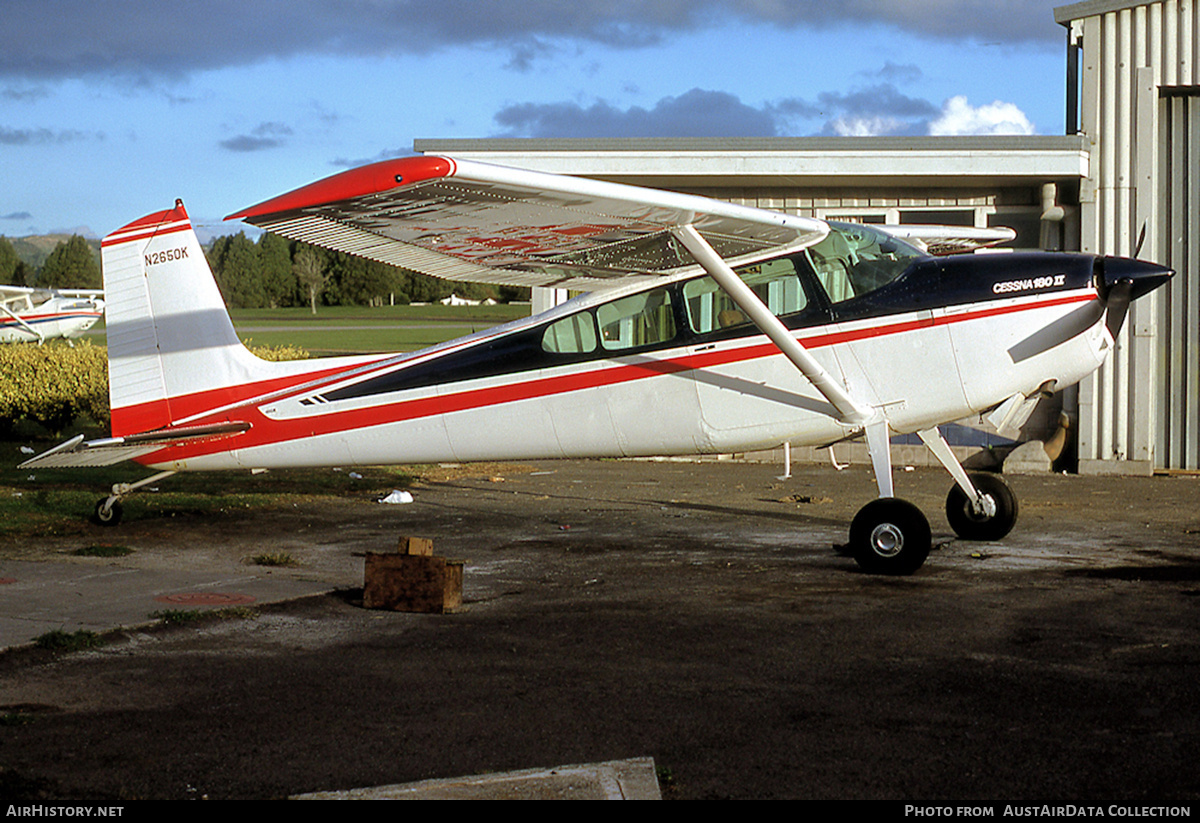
[1159,89,1200,468]
[1063,0,1200,471]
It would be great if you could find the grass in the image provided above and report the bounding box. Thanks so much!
[149,607,258,625]
[72,544,133,557]
[33,629,103,652]
[85,303,531,356]
[0,712,37,727]
[1,443,420,546]
[249,552,299,567]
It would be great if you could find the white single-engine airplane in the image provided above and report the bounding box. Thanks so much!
[20,156,1172,574]
[0,285,104,344]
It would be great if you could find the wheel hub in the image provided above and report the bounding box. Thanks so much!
[869,522,904,557]
[969,492,998,520]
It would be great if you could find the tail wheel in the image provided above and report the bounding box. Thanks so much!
[850,498,931,575]
[946,472,1018,541]
[92,498,123,527]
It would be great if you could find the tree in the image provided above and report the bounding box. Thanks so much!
[258,232,296,308]
[209,232,265,308]
[38,235,101,289]
[0,237,19,284]
[293,244,327,314]
[328,252,402,306]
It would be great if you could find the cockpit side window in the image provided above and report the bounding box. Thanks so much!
[682,257,807,334]
[804,222,923,304]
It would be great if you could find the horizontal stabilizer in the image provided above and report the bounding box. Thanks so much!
[18,422,251,469]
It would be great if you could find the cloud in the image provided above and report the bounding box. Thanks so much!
[504,39,557,72]
[928,96,1035,135]
[2,211,33,221]
[0,1,1062,80]
[219,121,294,152]
[489,81,1037,140]
[814,85,940,135]
[2,85,50,102]
[0,125,102,145]
[330,148,416,168]
[495,89,779,137]
[863,62,923,85]
[768,83,940,136]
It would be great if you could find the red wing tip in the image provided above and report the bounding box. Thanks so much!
[226,156,456,222]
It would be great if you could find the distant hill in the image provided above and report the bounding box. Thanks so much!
[4,234,102,271]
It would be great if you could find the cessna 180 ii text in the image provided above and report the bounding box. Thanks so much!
[20,156,1172,574]
[0,285,104,344]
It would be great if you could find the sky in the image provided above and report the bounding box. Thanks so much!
[0,0,1073,242]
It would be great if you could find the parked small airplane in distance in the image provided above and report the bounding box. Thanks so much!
[0,285,104,344]
[20,156,1173,574]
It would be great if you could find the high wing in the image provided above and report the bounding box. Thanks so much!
[227,156,829,291]
[0,285,104,300]
[878,224,1017,255]
[230,155,870,426]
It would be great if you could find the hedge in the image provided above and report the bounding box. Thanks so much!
[0,341,308,434]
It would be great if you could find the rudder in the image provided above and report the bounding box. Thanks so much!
[101,201,276,436]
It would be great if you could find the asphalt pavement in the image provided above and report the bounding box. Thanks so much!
[1,458,1198,801]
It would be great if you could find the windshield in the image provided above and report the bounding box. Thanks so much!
[804,222,925,304]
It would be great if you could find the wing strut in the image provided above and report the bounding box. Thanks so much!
[671,224,873,426]
[0,304,44,344]
[672,224,897,499]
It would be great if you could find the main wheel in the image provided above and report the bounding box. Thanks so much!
[945,472,1017,541]
[92,497,123,527]
[850,498,931,575]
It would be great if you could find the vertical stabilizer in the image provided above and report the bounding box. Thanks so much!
[101,201,275,436]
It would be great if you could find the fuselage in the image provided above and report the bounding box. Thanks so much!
[136,223,1120,472]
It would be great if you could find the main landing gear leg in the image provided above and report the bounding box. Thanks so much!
[92,470,178,527]
[917,427,1018,541]
[849,419,932,575]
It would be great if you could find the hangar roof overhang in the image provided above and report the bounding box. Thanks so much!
[1054,0,1146,25]
[413,136,1090,190]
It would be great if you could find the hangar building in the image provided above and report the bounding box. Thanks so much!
[416,0,1199,475]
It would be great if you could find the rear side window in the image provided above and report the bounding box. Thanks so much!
[682,257,807,334]
[542,312,598,354]
[596,289,676,351]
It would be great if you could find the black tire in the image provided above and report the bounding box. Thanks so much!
[850,498,931,575]
[92,498,123,527]
[945,472,1018,541]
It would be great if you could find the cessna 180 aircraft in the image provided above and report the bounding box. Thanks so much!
[0,285,104,344]
[20,156,1172,574]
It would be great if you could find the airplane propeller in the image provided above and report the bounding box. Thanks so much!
[1104,277,1133,338]
[1097,256,1174,339]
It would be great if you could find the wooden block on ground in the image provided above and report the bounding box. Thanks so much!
[363,553,462,613]
[397,536,434,556]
